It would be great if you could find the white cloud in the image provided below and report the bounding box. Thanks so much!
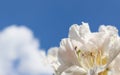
[0,25,53,75]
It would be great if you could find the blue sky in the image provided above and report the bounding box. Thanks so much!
[0,0,120,50]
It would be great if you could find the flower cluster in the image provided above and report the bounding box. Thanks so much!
[48,22,120,75]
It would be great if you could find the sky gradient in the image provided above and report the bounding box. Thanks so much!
[0,0,120,50]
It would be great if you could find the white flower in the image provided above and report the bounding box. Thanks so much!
[47,47,60,74]
[48,22,120,75]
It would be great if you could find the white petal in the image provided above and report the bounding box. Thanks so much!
[99,25,118,36]
[68,24,81,41]
[57,38,81,73]
[68,22,91,42]
[57,63,72,74]
[111,53,120,75]
[98,25,118,50]
[47,47,60,71]
[58,38,80,65]
[61,65,86,75]
[106,37,120,67]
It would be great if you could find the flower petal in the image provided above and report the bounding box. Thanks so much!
[106,36,120,67]
[58,38,80,65]
[112,54,120,75]
[47,47,60,71]
[69,22,91,42]
[99,25,118,35]
[61,65,86,75]
[57,38,82,74]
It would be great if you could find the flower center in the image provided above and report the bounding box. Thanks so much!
[75,47,109,75]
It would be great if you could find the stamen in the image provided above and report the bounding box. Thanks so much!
[74,46,77,50]
[74,47,109,75]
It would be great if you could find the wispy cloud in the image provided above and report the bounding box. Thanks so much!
[0,25,53,75]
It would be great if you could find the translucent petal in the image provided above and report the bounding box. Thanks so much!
[61,65,86,75]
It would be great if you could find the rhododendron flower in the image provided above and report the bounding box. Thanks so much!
[48,22,120,75]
